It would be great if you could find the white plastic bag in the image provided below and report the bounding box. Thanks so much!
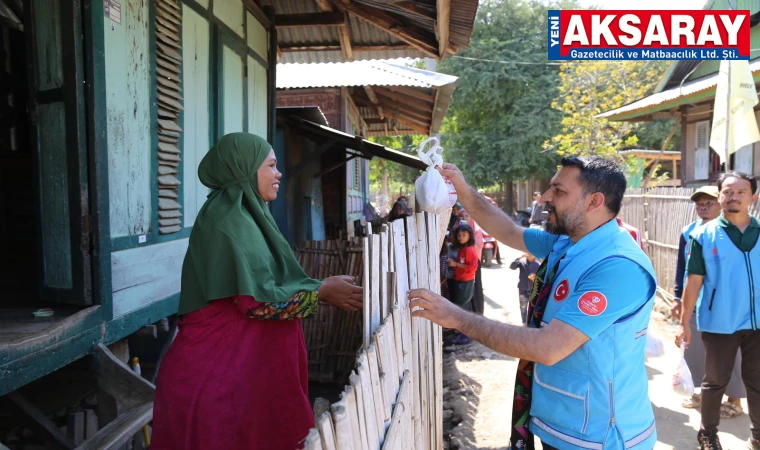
[414,137,457,214]
[645,332,664,357]
[672,342,695,396]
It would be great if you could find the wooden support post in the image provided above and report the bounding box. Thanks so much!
[338,13,354,60]
[67,411,85,445]
[7,391,76,449]
[643,117,681,188]
[436,0,450,57]
[328,0,438,57]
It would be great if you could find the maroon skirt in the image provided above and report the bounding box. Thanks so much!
[151,298,313,450]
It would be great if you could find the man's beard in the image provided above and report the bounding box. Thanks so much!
[544,202,585,236]
[726,201,742,213]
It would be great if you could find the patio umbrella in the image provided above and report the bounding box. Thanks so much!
[709,60,760,170]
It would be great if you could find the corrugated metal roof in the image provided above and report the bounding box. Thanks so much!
[658,61,702,92]
[359,106,418,136]
[656,1,760,92]
[276,60,458,89]
[598,59,760,120]
[274,0,477,63]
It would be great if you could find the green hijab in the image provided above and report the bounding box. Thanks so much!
[178,133,322,315]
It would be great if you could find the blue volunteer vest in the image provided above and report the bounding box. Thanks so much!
[529,220,657,450]
[682,220,704,308]
[692,219,760,333]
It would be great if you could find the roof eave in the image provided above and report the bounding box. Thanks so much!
[429,81,458,135]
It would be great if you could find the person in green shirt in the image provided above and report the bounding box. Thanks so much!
[678,171,760,450]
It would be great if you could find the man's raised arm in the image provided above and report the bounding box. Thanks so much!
[439,163,528,252]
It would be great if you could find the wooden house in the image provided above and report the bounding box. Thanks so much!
[275,60,458,242]
[599,0,760,187]
[0,0,476,446]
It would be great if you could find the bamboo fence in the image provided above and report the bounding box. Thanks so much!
[619,187,697,307]
[294,239,365,383]
[299,210,450,450]
[619,186,760,309]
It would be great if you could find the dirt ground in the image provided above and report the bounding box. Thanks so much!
[442,245,752,450]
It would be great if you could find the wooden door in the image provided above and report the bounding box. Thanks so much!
[25,0,92,305]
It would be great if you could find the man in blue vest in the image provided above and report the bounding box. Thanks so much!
[672,185,746,419]
[409,156,657,449]
[677,171,760,450]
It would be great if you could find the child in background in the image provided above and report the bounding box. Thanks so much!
[448,223,478,344]
[440,237,451,300]
[509,253,540,324]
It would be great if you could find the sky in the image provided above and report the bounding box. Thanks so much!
[577,0,706,9]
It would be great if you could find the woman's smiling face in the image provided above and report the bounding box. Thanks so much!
[257,149,281,202]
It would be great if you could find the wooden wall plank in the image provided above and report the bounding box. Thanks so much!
[379,226,389,319]
[247,55,268,137]
[105,0,152,237]
[415,213,428,291]
[213,0,244,37]
[246,11,268,60]
[303,428,323,450]
[391,222,411,377]
[221,45,244,134]
[355,363,379,450]
[318,412,338,450]
[391,306,404,382]
[380,370,411,450]
[405,215,418,290]
[360,350,384,447]
[371,234,381,336]
[362,236,371,349]
[367,344,390,430]
[110,239,188,316]
[330,403,353,450]
[37,103,73,288]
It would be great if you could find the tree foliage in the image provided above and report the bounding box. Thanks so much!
[437,0,577,187]
[368,135,427,213]
[546,60,674,158]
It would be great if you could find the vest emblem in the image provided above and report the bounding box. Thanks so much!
[554,279,569,302]
[578,291,607,316]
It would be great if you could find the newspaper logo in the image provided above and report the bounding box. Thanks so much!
[548,10,750,60]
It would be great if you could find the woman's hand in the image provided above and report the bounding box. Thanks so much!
[318,276,363,312]
[447,258,458,268]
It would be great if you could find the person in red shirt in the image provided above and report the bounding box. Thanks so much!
[448,223,479,345]
[448,223,479,308]
[616,217,644,250]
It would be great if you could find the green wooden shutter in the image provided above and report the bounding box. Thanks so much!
[26,0,92,304]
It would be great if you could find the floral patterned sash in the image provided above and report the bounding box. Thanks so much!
[509,256,563,450]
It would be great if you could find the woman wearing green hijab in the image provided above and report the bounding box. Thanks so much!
[151,133,362,450]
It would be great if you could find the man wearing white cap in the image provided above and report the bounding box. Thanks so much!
[672,186,746,420]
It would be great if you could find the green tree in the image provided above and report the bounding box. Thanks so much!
[547,60,672,158]
[437,0,577,207]
[368,134,426,214]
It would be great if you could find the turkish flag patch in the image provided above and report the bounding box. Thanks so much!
[578,291,607,316]
[554,279,569,302]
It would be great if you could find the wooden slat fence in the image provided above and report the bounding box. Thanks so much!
[299,211,449,450]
